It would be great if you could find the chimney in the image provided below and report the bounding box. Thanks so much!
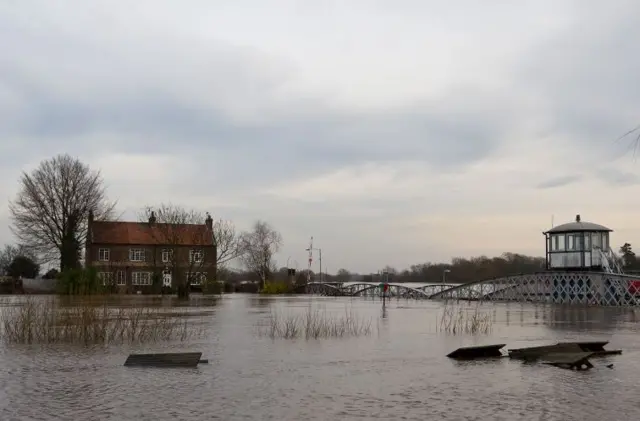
[205,212,213,229]
[148,211,156,224]
[576,214,581,223]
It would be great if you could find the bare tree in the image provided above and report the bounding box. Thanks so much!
[9,154,116,271]
[212,218,242,266]
[239,220,283,288]
[139,204,214,298]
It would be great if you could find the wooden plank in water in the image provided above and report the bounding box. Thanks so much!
[541,352,595,370]
[557,341,609,352]
[124,352,203,368]
[447,344,506,359]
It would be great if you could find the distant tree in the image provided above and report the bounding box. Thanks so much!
[336,268,351,282]
[9,154,116,271]
[7,255,39,279]
[239,220,282,288]
[620,243,637,268]
[0,244,36,276]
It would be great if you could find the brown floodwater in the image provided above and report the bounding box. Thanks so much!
[0,294,639,420]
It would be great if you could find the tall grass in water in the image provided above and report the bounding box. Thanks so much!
[437,301,493,335]
[1,297,204,345]
[262,307,373,340]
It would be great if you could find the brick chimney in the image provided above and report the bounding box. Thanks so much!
[148,211,157,224]
[205,212,213,230]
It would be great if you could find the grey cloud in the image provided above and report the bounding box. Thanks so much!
[513,1,640,160]
[596,168,640,187]
[536,175,583,189]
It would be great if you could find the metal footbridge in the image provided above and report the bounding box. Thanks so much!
[298,270,640,307]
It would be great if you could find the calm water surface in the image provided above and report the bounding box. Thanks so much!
[1,294,640,420]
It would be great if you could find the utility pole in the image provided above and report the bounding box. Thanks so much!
[306,239,322,283]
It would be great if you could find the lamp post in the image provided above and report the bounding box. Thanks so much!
[442,269,451,291]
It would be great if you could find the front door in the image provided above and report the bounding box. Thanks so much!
[162,270,172,287]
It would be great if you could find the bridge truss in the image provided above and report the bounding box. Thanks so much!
[301,271,640,307]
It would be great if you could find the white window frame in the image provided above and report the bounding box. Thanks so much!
[98,272,114,285]
[129,248,145,262]
[189,249,204,263]
[131,271,152,286]
[161,249,173,263]
[116,270,126,286]
[98,248,110,261]
[187,272,207,285]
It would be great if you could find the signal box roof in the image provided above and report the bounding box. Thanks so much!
[543,214,612,234]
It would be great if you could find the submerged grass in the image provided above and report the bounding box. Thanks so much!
[261,306,373,340]
[1,297,206,345]
[437,301,493,335]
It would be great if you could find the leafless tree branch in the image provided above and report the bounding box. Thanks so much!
[239,220,282,286]
[8,154,116,270]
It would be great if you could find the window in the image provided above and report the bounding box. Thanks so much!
[131,272,151,286]
[116,271,126,286]
[162,249,173,263]
[129,248,145,262]
[567,235,575,250]
[187,272,207,285]
[98,272,114,285]
[189,249,204,263]
[98,248,110,261]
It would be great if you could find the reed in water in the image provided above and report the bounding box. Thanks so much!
[1,297,205,345]
[437,301,493,335]
[261,306,373,340]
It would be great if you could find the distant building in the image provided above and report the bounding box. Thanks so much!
[85,211,216,293]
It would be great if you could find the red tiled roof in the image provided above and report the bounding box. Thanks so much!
[90,221,213,246]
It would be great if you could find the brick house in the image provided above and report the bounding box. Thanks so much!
[85,210,216,293]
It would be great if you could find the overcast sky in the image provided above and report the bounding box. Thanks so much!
[1,0,640,273]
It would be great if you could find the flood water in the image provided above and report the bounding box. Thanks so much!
[1,294,640,420]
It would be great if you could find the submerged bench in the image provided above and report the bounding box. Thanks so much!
[541,352,595,371]
[447,344,506,360]
[124,352,204,368]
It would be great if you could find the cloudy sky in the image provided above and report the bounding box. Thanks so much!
[1,0,640,273]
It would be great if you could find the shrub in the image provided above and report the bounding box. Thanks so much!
[261,281,292,295]
[56,267,105,295]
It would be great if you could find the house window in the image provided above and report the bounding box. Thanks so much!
[116,271,126,286]
[98,272,114,285]
[187,272,207,285]
[129,248,145,262]
[189,249,204,263]
[162,249,173,263]
[131,272,151,286]
[98,248,110,261]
